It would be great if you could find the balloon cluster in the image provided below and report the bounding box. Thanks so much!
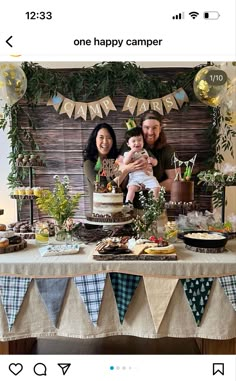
[0,63,27,107]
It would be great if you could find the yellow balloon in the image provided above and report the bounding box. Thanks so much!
[220,85,236,127]
[193,66,227,107]
[0,63,27,106]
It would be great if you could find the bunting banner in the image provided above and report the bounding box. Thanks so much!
[0,276,32,330]
[218,275,236,311]
[35,278,69,327]
[47,93,116,120]
[110,273,141,323]
[143,277,178,332]
[73,273,107,325]
[181,277,214,326]
[123,88,189,116]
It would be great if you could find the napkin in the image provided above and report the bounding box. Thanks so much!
[39,244,80,257]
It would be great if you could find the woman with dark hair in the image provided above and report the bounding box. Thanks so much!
[119,110,177,192]
[84,123,128,211]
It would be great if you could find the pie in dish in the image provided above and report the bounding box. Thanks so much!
[184,232,225,240]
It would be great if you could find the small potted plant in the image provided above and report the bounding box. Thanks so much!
[133,187,166,238]
[36,175,81,239]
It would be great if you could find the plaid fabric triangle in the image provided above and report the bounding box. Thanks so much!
[0,276,32,330]
[73,273,107,325]
[110,273,141,323]
[218,275,236,311]
[35,278,69,327]
[181,277,214,326]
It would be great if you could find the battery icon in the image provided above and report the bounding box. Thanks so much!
[204,11,220,19]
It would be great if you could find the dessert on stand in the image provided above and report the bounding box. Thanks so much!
[9,153,46,238]
[0,223,27,254]
[86,158,133,225]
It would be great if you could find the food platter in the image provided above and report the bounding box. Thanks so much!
[182,230,228,248]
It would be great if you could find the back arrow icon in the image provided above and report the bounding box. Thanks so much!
[6,36,13,47]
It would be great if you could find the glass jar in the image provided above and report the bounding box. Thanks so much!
[164,221,178,243]
[35,221,49,245]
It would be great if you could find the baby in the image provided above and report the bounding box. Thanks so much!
[123,127,160,206]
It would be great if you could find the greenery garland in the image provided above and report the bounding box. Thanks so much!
[0,61,235,193]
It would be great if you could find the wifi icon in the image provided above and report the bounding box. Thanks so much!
[189,11,199,19]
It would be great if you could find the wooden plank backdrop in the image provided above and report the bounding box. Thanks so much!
[16,67,213,221]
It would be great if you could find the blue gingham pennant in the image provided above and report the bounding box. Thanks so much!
[0,276,32,330]
[181,277,214,326]
[218,275,236,311]
[73,273,107,325]
[110,273,141,324]
[35,278,69,327]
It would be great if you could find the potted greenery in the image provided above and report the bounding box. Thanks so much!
[36,175,80,239]
[133,187,166,238]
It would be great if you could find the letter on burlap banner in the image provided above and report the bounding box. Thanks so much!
[35,278,69,327]
[181,277,214,326]
[218,275,236,311]
[110,273,141,323]
[73,273,107,325]
[0,276,32,330]
[143,277,178,332]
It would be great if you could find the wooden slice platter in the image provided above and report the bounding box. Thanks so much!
[93,243,177,261]
[0,239,27,254]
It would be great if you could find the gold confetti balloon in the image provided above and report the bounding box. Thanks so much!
[220,85,236,127]
[0,63,27,106]
[193,66,227,107]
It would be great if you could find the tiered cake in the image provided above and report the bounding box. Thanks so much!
[86,158,132,223]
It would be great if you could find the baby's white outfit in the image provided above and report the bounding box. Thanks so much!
[124,149,160,189]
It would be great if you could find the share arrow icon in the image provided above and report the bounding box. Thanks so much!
[58,363,71,375]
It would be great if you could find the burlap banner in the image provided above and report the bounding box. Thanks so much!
[47,93,116,120]
[123,88,189,116]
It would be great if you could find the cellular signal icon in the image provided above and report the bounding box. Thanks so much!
[189,11,199,19]
[172,12,184,19]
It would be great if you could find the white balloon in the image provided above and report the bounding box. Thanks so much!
[0,63,27,106]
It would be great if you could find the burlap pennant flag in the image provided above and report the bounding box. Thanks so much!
[122,95,138,115]
[143,277,178,332]
[162,94,179,114]
[181,277,214,326]
[218,275,236,311]
[100,96,117,116]
[35,278,69,327]
[0,276,32,330]
[150,98,164,115]
[74,102,87,120]
[136,99,150,116]
[88,101,103,120]
[73,273,107,325]
[174,88,189,108]
[47,92,64,111]
[59,98,75,118]
[110,273,141,323]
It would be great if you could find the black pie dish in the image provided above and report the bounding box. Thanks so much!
[181,230,228,248]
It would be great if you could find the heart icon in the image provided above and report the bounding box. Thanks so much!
[175,90,185,100]
[52,95,62,104]
[9,363,23,376]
